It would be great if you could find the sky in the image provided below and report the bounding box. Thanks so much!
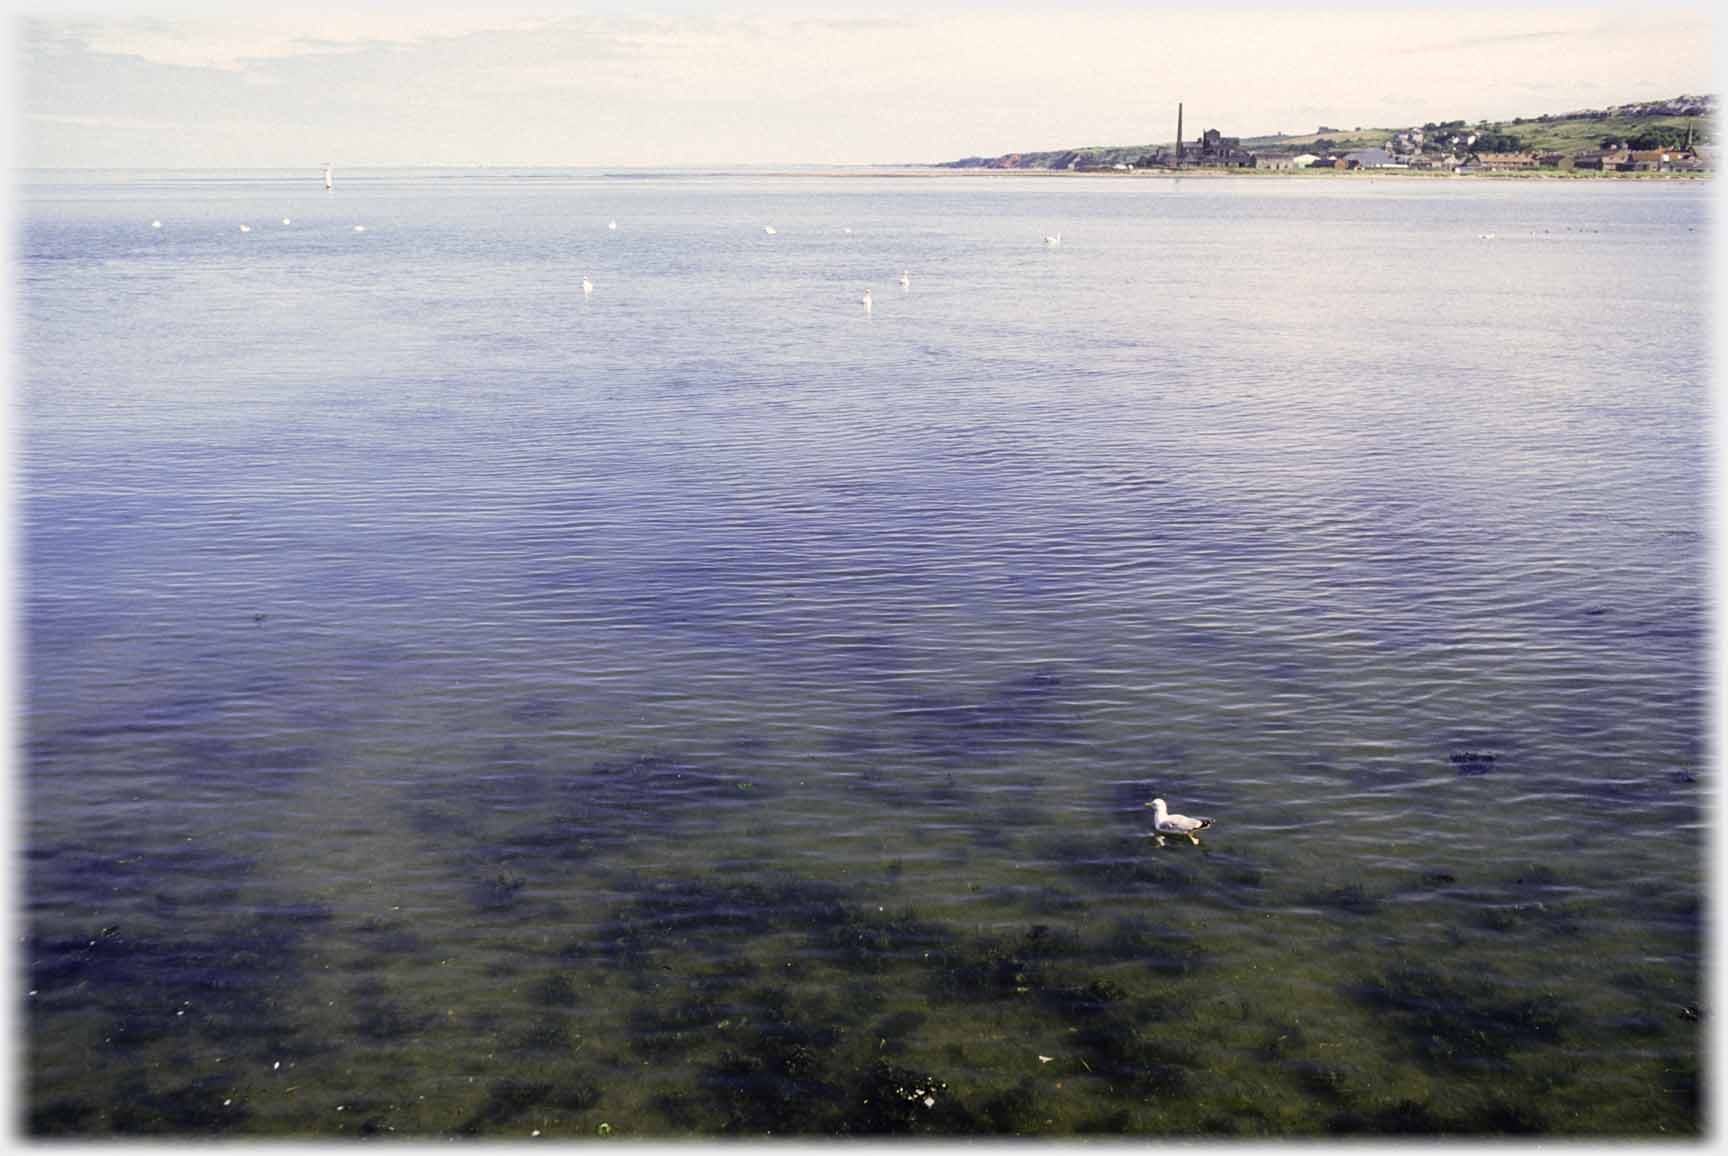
[12,3,1721,168]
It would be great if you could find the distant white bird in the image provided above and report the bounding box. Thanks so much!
[323,163,333,191]
[238,224,251,233]
[1477,232,1497,240]
[1146,798,1214,847]
[899,270,911,289]
[1044,233,1062,246]
[352,224,366,232]
[150,220,162,229]
[843,227,853,235]
[764,225,778,235]
[281,217,292,225]
[861,288,873,311]
[607,219,617,231]
[582,276,594,297]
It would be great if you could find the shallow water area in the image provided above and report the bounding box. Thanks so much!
[20,168,1707,1136]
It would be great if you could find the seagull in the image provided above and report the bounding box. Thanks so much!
[607,219,617,231]
[581,276,593,297]
[843,227,853,235]
[281,217,292,225]
[150,220,162,229]
[764,225,778,235]
[238,224,251,233]
[899,270,911,290]
[352,224,366,232]
[861,288,873,311]
[1146,798,1214,846]
[1043,233,1062,247]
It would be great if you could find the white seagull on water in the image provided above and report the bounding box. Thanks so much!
[764,225,778,235]
[582,276,593,297]
[1146,798,1214,847]
[1043,233,1062,247]
[607,219,617,231]
[899,270,911,289]
[861,288,873,312]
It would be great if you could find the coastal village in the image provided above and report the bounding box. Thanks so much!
[946,94,1713,175]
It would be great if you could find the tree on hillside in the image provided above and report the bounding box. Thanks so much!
[1624,125,1692,150]
[1472,131,1523,153]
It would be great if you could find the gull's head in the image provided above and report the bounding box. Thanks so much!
[1146,798,1166,810]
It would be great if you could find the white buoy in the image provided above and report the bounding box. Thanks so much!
[843,227,853,235]
[582,277,593,297]
[238,224,251,233]
[1043,233,1061,247]
[150,220,162,229]
[899,270,910,289]
[764,225,777,235]
[353,224,366,232]
[281,217,292,225]
[861,288,873,311]
[607,219,617,231]
[323,163,333,191]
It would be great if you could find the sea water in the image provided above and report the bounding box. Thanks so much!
[20,169,1708,1135]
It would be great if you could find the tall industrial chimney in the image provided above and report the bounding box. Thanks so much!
[1176,102,1184,167]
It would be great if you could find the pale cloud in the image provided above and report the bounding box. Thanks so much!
[53,7,575,70]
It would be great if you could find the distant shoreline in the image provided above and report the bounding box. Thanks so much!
[881,167,1709,181]
[17,165,1709,182]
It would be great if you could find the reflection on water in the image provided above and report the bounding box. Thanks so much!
[22,171,1706,1136]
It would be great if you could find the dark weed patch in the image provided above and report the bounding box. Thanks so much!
[1353,964,1568,1070]
[27,1098,98,1136]
[1307,882,1380,915]
[1287,1060,1354,1103]
[1328,1093,1549,1136]
[834,1060,979,1134]
[350,916,424,959]
[351,978,433,1043]
[978,1078,1047,1134]
[456,1079,552,1134]
[1449,751,1497,776]
[1328,1098,1445,1134]
[1068,1017,1197,1096]
[25,842,256,921]
[532,972,579,1008]
[628,984,730,1060]
[1042,835,1198,895]
[468,869,528,913]
[108,1073,248,1135]
[1105,916,1211,978]
[701,995,847,1134]
[487,752,778,867]
[886,668,1082,766]
[27,904,326,1063]
[814,905,952,973]
[513,1011,577,1054]
[927,924,1079,1003]
[593,875,850,971]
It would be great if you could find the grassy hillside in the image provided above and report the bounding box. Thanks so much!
[940,95,1713,169]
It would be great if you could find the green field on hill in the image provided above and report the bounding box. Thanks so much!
[940,96,1712,169]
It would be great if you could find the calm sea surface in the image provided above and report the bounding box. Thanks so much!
[20,170,1709,1136]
